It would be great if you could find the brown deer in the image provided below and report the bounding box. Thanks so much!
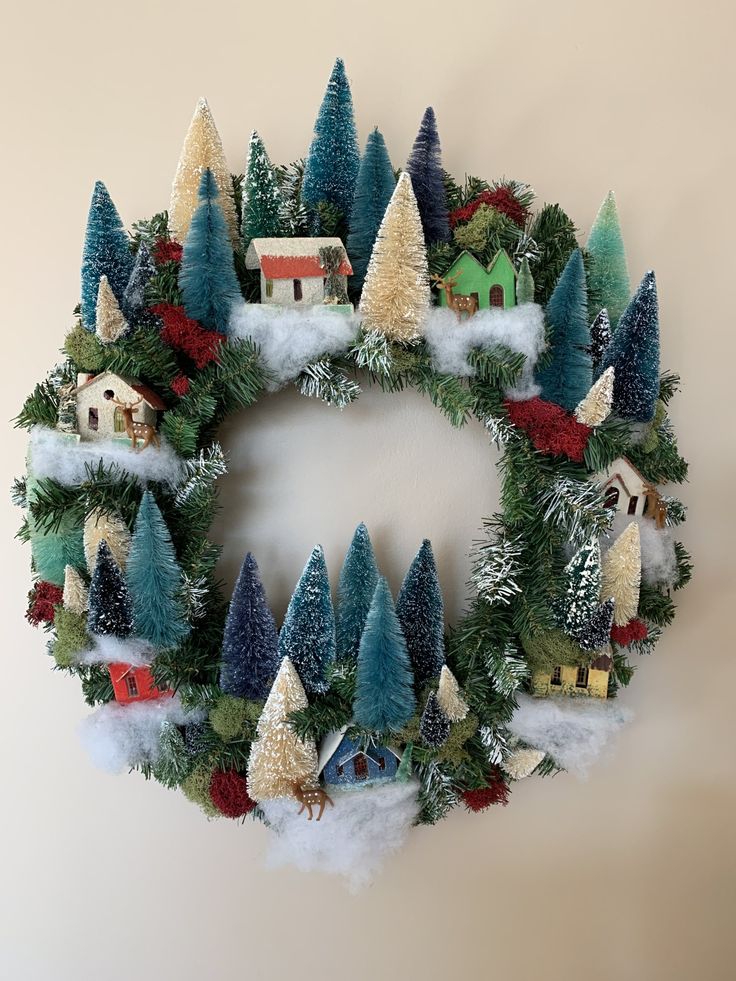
[292,783,334,821]
[104,391,160,450]
[431,273,478,319]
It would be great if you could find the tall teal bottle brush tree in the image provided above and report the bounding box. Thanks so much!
[241,131,285,250]
[301,57,360,217]
[125,491,190,648]
[535,248,592,412]
[335,522,379,661]
[80,181,134,331]
[346,129,396,294]
[278,546,336,695]
[179,168,241,333]
[587,191,630,329]
[353,577,416,732]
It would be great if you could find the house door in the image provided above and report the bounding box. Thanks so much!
[114,407,126,433]
[88,407,98,431]
[627,495,639,515]
[489,284,504,307]
[293,278,303,301]
[353,755,368,780]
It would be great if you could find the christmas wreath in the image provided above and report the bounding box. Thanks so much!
[15,58,692,885]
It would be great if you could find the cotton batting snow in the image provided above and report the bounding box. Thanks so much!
[228,302,360,389]
[28,426,185,488]
[604,513,678,587]
[261,779,421,890]
[422,304,546,399]
[76,634,156,667]
[79,695,204,774]
[508,693,632,777]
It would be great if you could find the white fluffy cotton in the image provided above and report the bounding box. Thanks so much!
[28,426,185,488]
[422,304,546,400]
[78,695,204,774]
[261,779,421,890]
[604,513,678,587]
[508,693,632,777]
[228,302,360,389]
[76,634,156,667]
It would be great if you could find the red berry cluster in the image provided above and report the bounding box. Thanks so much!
[462,769,510,812]
[449,186,529,230]
[153,303,224,369]
[26,581,64,627]
[170,373,191,397]
[504,398,591,463]
[610,618,649,647]
[209,769,257,819]
[153,239,183,265]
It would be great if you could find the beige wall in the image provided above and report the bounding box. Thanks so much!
[1,1,735,978]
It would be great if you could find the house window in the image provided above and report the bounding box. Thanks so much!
[114,407,126,433]
[490,284,504,307]
[377,756,386,771]
[576,665,589,689]
[88,407,99,431]
[293,278,303,301]
[353,755,368,780]
[265,279,273,298]
[604,487,619,508]
[336,763,344,776]
[550,666,562,686]
[125,674,139,697]
[627,495,639,515]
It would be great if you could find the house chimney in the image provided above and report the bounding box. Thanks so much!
[76,372,94,390]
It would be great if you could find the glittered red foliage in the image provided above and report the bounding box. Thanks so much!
[504,397,591,462]
[610,618,649,646]
[170,373,191,397]
[449,186,529,229]
[462,769,510,812]
[153,239,183,265]
[26,581,64,626]
[153,303,224,369]
[209,770,257,819]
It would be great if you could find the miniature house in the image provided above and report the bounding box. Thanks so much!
[532,650,613,700]
[318,731,400,788]
[108,662,172,705]
[437,249,517,312]
[75,371,165,442]
[245,237,352,307]
[596,456,667,528]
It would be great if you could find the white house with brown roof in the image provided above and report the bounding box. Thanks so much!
[597,456,667,528]
[75,372,165,442]
[245,237,352,306]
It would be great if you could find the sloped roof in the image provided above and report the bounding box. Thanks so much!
[75,371,166,410]
[444,248,517,280]
[245,237,352,277]
[600,455,657,496]
[317,729,400,773]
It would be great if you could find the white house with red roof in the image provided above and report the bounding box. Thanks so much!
[245,237,352,307]
[75,371,165,442]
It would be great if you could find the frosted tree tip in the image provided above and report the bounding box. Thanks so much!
[195,97,210,113]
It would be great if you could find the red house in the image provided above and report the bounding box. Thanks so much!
[108,662,173,705]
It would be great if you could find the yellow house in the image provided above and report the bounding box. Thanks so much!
[532,650,613,700]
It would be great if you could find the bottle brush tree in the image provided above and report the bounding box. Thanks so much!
[598,271,660,423]
[589,308,612,376]
[577,597,615,651]
[406,107,450,244]
[169,97,238,246]
[122,242,156,322]
[27,476,85,587]
[277,545,336,695]
[587,191,630,328]
[301,57,360,217]
[353,577,416,732]
[241,131,285,249]
[84,508,131,574]
[95,275,129,344]
[574,367,615,427]
[420,692,451,748]
[246,657,318,801]
[396,539,445,685]
[516,256,535,304]
[346,128,396,294]
[88,540,133,638]
[80,181,133,332]
[220,552,280,701]
[179,168,241,333]
[558,537,602,639]
[359,173,431,342]
[335,522,379,661]
[125,491,190,648]
[601,523,641,625]
[535,248,592,412]
[436,665,469,722]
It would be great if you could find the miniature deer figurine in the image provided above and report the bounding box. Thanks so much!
[431,273,478,319]
[104,392,160,450]
[292,783,334,821]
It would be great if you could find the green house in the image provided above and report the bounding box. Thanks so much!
[437,249,517,311]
